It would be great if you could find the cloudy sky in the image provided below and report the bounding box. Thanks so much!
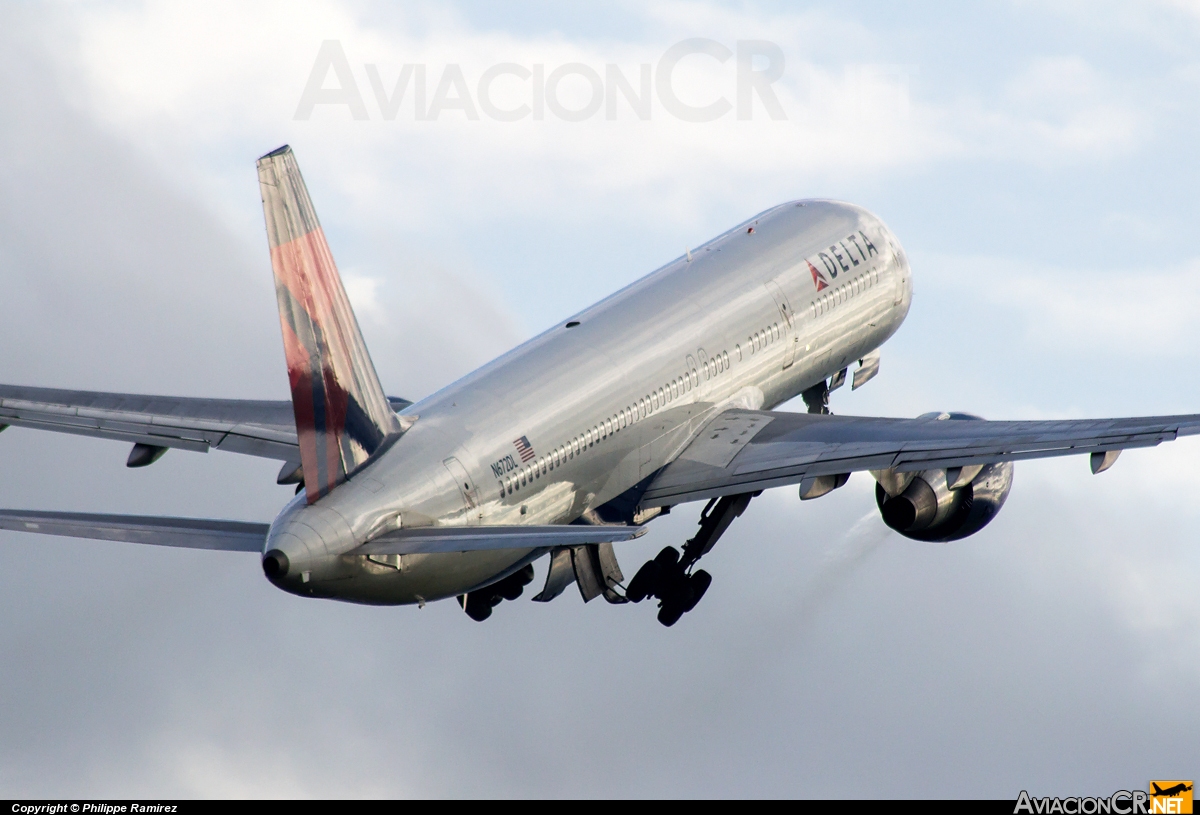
[1,0,1198,798]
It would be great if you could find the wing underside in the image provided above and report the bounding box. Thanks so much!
[641,408,1200,507]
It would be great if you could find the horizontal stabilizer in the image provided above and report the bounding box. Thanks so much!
[354,525,646,556]
[0,384,300,460]
[0,510,267,552]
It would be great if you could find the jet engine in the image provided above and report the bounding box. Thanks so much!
[873,413,1014,542]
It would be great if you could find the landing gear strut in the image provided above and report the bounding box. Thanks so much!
[802,380,830,414]
[802,368,849,415]
[625,492,755,626]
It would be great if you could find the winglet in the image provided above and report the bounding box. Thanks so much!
[257,145,400,503]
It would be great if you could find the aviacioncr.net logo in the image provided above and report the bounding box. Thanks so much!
[1015,784,1194,815]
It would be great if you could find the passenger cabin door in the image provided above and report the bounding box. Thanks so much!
[443,456,480,517]
[765,280,796,369]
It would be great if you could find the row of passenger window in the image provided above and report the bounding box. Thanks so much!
[747,321,783,356]
[499,346,735,500]
[811,267,880,317]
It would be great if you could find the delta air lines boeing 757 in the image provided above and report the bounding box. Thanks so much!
[1,146,1196,626]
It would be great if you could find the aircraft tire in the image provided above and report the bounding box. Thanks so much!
[682,570,711,612]
[657,576,695,627]
[654,546,680,570]
[625,560,661,603]
[495,563,535,601]
[464,594,494,621]
[657,601,686,627]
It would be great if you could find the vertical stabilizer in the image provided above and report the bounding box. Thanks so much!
[257,145,399,503]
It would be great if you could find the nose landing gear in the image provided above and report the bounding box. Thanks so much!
[625,492,754,626]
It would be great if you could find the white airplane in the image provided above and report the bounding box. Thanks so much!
[1,146,1195,626]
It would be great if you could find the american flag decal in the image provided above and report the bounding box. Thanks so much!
[514,436,536,462]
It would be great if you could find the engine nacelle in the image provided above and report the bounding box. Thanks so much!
[873,413,1014,542]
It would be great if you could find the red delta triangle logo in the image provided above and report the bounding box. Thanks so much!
[808,260,830,291]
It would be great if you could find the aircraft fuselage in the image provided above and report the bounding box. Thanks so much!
[264,199,913,604]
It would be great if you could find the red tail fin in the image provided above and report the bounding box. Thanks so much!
[257,145,399,503]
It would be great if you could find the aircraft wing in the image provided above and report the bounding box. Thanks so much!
[0,384,412,464]
[640,408,1200,507]
[353,525,647,555]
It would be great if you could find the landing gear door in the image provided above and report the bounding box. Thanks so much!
[765,280,796,369]
[442,456,479,512]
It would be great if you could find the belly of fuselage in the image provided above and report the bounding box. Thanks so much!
[290,547,544,606]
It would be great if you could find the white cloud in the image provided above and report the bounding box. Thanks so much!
[919,253,1200,358]
[141,742,393,798]
[997,447,1200,680]
[50,0,1160,235]
[3,1,1199,797]
[340,269,384,323]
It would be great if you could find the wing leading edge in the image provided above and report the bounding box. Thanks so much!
[354,525,646,556]
[0,508,644,555]
[640,409,1200,507]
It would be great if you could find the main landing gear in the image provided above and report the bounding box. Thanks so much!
[802,367,848,415]
[625,492,755,626]
[459,563,535,621]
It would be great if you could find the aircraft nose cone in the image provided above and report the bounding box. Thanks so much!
[262,549,290,579]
